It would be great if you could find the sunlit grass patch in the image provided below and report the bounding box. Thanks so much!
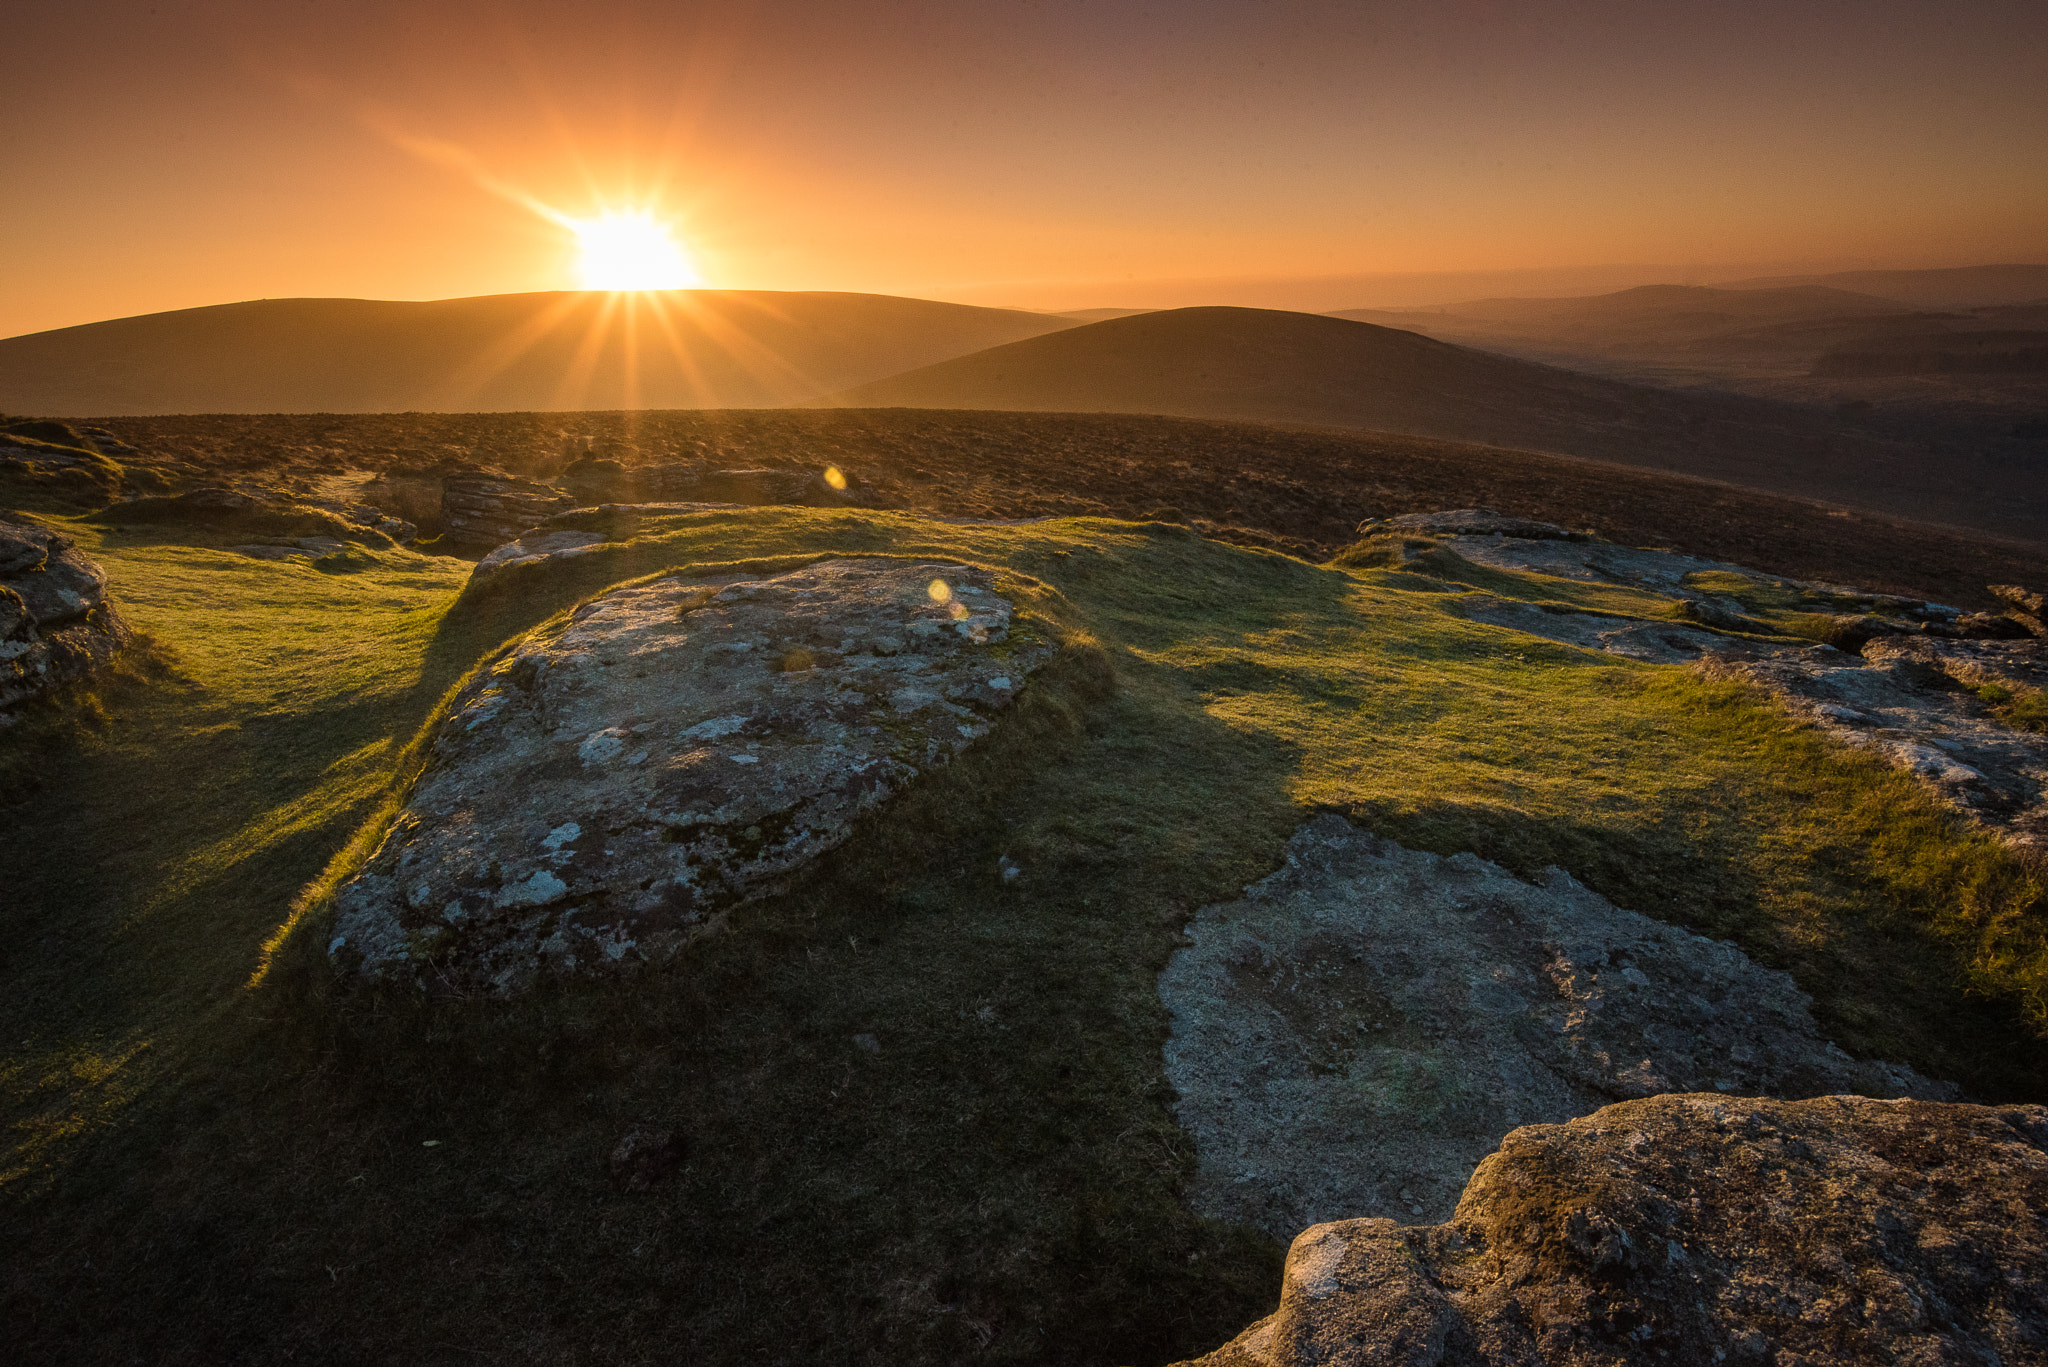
[2,507,2043,1363]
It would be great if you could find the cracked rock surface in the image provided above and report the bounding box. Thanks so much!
[1702,637,2048,856]
[329,557,1053,994]
[1159,817,1950,1239]
[1,515,129,713]
[1175,1093,2048,1367]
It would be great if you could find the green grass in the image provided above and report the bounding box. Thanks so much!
[2,508,2044,1364]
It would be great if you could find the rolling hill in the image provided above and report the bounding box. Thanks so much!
[0,290,1084,416]
[1711,264,2048,309]
[1326,284,1920,360]
[819,305,2043,539]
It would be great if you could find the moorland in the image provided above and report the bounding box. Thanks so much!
[3,401,2046,1363]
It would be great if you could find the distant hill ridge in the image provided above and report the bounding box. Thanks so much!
[0,290,1082,416]
[819,305,2042,539]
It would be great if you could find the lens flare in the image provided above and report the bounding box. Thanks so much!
[823,465,848,491]
[928,579,952,603]
[571,210,700,291]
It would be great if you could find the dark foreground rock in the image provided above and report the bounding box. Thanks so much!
[329,558,1055,994]
[1,516,130,714]
[1160,818,1949,1238]
[1173,1093,2048,1367]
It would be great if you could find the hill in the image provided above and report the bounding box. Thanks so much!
[1333,283,1908,338]
[0,291,1082,416]
[1712,264,2048,309]
[818,306,2043,540]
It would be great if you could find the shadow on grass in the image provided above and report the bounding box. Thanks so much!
[5,626,1307,1367]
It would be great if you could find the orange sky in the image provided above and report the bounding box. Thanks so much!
[5,0,2045,337]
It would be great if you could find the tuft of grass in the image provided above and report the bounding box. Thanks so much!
[1,507,2043,1364]
[1980,684,2048,735]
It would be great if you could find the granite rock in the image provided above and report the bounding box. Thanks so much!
[1159,817,1950,1238]
[328,558,1054,995]
[1175,1093,2048,1367]
[0,516,129,711]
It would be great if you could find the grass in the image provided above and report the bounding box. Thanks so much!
[2,507,2044,1364]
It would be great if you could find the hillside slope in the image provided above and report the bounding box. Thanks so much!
[0,291,1082,416]
[819,306,2041,539]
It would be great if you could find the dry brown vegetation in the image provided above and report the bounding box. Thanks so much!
[87,405,2047,612]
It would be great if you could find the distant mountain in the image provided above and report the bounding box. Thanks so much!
[1710,265,2048,309]
[0,291,1083,416]
[1328,285,1908,351]
[820,306,2042,538]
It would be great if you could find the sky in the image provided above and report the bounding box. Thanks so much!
[4,0,2045,337]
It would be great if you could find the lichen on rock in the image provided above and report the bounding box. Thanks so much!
[1159,817,1950,1238]
[328,557,1054,995]
[1175,1093,2048,1367]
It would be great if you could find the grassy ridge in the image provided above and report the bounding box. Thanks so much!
[2,509,2043,1364]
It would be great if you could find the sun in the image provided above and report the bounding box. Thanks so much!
[571,210,701,291]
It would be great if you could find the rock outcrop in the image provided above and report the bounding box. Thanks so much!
[1159,817,1949,1238]
[1361,508,1584,541]
[1174,1093,2048,1367]
[1992,584,2047,639]
[1356,519,2046,849]
[329,558,1054,994]
[439,473,573,553]
[469,529,610,581]
[0,516,130,713]
[1453,592,1794,665]
[97,484,415,548]
[1702,637,2048,855]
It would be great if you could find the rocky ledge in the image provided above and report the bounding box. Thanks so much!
[1703,637,2048,856]
[1,515,130,715]
[1352,512,2048,853]
[329,557,1054,995]
[1175,1093,2048,1367]
[1160,817,1949,1239]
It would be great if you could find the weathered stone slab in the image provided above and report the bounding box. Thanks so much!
[440,473,573,552]
[329,558,1054,995]
[1452,592,1798,664]
[1159,817,1949,1238]
[1704,637,2048,855]
[1174,1094,2048,1367]
[470,529,608,580]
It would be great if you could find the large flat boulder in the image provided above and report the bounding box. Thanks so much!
[1175,1094,2048,1367]
[0,515,129,714]
[1159,817,1949,1238]
[329,558,1055,995]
